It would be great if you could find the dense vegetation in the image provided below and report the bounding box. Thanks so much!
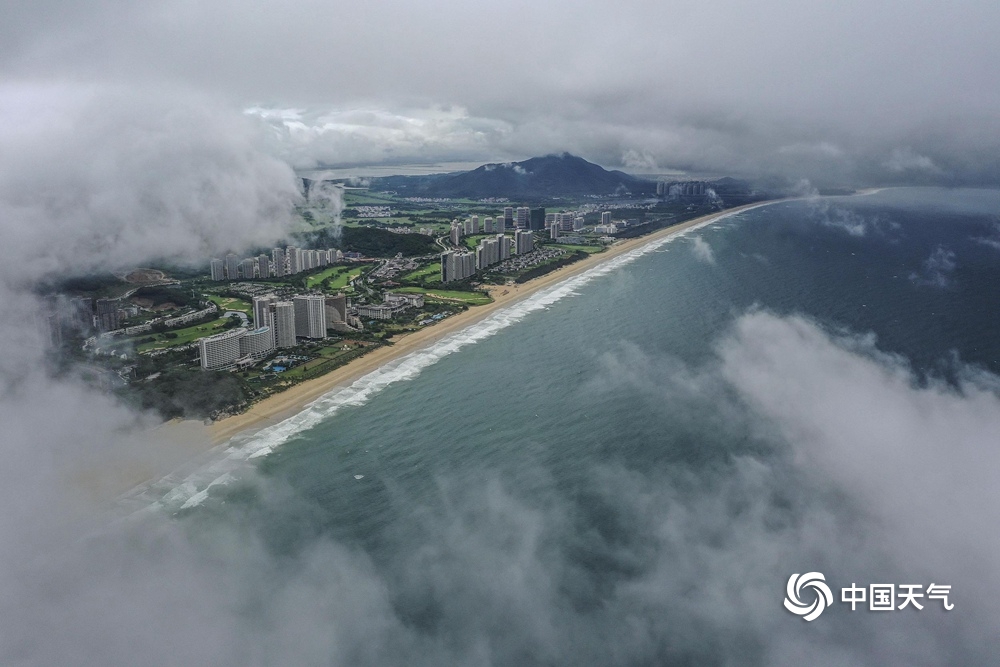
[125,366,248,419]
[133,285,201,309]
[514,250,588,283]
[304,226,438,257]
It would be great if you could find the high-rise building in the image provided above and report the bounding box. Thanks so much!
[257,254,271,279]
[241,258,256,279]
[330,248,343,262]
[272,301,297,348]
[293,295,327,339]
[574,216,585,231]
[210,258,225,281]
[484,217,494,233]
[557,213,576,231]
[514,229,534,254]
[252,295,278,329]
[272,247,286,277]
[239,327,275,360]
[225,253,240,280]
[70,297,94,330]
[287,246,301,274]
[515,207,529,228]
[318,249,330,267]
[498,234,510,260]
[550,225,559,240]
[199,328,246,370]
[471,215,480,234]
[476,237,500,269]
[529,208,546,231]
[450,222,462,246]
[503,207,514,229]
[601,211,612,226]
[545,212,556,228]
[440,250,476,282]
[95,298,120,332]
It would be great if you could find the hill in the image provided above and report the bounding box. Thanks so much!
[426,153,653,198]
[369,153,654,199]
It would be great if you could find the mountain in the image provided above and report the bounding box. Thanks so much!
[418,153,655,198]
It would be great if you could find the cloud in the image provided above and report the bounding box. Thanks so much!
[1,1,991,183]
[717,312,1000,632]
[909,245,957,288]
[690,235,716,264]
[621,149,659,171]
[0,83,300,282]
[884,147,942,174]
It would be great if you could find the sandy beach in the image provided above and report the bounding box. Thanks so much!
[206,202,770,445]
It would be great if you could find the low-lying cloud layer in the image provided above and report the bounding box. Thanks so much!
[3,309,996,665]
[3,0,1000,184]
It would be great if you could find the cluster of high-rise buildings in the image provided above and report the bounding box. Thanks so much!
[440,229,535,282]
[210,246,346,281]
[656,181,709,198]
[198,292,351,370]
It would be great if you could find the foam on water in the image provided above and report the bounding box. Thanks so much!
[130,205,770,512]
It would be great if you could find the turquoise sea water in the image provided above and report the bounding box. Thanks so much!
[174,188,1000,665]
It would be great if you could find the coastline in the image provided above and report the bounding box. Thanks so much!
[205,201,773,445]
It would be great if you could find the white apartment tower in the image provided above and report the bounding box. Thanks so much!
[514,229,534,254]
[272,301,297,348]
[224,253,240,280]
[210,258,225,281]
[516,207,529,228]
[498,234,511,260]
[272,247,286,277]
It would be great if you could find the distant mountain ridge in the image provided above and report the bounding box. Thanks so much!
[364,153,656,199]
[424,153,654,198]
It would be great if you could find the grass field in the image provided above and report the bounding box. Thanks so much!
[206,295,252,314]
[544,243,604,254]
[401,262,442,283]
[306,265,364,289]
[393,286,492,305]
[134,316,234,352]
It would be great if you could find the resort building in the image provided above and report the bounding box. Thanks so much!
[239,327,275,361]
[198,328,246,370]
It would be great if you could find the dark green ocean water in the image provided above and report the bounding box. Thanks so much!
[165,188,1000,665]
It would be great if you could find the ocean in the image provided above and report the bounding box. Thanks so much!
[167,188,1000,665]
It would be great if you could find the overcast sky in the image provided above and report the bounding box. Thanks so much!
[4,0,1000,184]
[3,5,1000,664]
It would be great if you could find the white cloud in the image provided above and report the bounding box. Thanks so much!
[690,235,716,264]
[909,245,957,288]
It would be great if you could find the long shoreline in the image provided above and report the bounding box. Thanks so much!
[204,201,773,445]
